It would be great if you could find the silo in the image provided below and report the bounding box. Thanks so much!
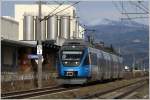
[60,16,70,39]
[23,15,34,40]
[47,15,58,40]
[75,20,79,38]
[57,16,61,37]
[35,16,46,40]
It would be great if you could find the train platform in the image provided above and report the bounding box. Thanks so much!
[1,39,60,93]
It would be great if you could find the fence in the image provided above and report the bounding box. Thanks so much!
[1,72,57,82]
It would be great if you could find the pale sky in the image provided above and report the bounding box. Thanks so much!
[1,1,149,26]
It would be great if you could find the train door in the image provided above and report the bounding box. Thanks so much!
[118,58,121,78]
[105,53,109,79]
[106,53,110,79]
[95,53,100,80]
[94,53,99,80]
[116,57,119,79]
[100,51,105,80]
[111,55,115,79]
[99,52,104,80]
[107,53,111,79]
[120,58,124,78]
[102,52,107,79]
[113,55,117,78]
[118,57,123,78]
[97,51,102,80]
[90,52,98,81]
[109,54,113,79]
[97,53,100,80]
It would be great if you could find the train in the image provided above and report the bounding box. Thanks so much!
[57,39,124,84]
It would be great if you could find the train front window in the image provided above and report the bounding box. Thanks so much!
[61,51,83,66]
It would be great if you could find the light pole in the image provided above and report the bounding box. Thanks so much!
[37,0,42,89]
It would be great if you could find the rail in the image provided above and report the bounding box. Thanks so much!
[1,85,64,99]
[77,77,148,99]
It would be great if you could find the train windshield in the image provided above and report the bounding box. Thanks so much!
[61,50,83,66]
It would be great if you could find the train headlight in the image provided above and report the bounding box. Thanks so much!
[72,45,75,48]
[75,62,78,64]
[65,61,68,64]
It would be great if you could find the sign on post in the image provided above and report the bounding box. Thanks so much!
[28,54,39,59]
[37,45,42,55]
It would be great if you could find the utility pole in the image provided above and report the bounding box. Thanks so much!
[35,1,79,88]
[37,0,42,89]
[132,55,135,71]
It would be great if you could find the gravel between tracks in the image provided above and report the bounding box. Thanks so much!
[30,77,148,99]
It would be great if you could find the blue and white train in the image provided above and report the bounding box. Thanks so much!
[57,39,124,84]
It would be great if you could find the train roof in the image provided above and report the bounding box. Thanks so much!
[63,39,86,46]
[88,47,122,57]
[62,39,122,57]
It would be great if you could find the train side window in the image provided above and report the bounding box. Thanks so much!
[83,54,89,65]
[93,53,97,65]
[90,53,94,65]
[90,53,97,65]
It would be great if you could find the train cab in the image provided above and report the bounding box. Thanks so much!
[57,40,90,84]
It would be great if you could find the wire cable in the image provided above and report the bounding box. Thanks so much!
[129,1,149,13]
[41,1,80,21]
[46,1,65,16]
[137,1,149,13]
[112,1,122,13]
[119,1,133,24]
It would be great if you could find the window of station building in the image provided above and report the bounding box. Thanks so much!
[3,46,13,66]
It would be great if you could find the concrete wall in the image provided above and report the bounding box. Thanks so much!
[1,16,19,40]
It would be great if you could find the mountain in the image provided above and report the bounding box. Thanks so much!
[88,18,148,28]
[85,19,149,68]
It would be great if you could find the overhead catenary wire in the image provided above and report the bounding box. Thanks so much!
[48,1,80,17]
[119,1,134,24]
[112,1,133,22]
[121,16,149,20]
[41,1,80,21]
[137,1,149,12]
[46,1,65,16]
[113,1,149,19]
[119,1,148,23]
[112,1,122,13]
[129,1,149,14]
[119,1,148,25]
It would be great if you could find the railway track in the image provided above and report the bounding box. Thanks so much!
[98,80,147,99]
[77,78,148,99]
[1,79,118,99]
[1,85,67,99]
[2,77,148,99]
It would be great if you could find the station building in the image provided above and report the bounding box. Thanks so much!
[1,3,84,92]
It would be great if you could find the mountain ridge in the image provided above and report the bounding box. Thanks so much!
[85,19,149,68]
